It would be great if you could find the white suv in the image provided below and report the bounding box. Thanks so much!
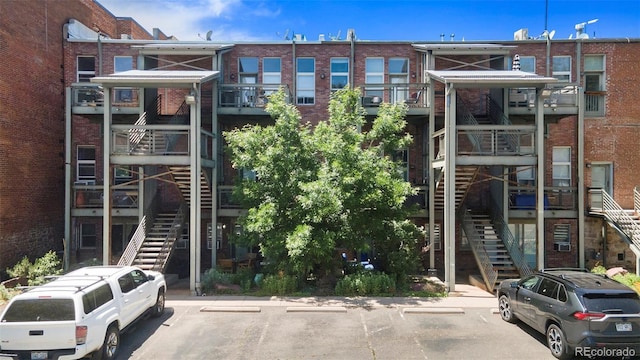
[0,266,166,360]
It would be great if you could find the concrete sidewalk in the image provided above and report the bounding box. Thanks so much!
[165,280,498,310]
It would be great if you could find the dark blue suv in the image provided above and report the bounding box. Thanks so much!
[497,269,640,359]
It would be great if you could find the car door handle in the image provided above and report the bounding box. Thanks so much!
[546,304,553,308]
[524,297,531,302]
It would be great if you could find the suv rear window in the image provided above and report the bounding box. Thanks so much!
[583,293,640,314]
[1,299,75,322]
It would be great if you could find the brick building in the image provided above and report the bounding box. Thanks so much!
[2,1,639,294]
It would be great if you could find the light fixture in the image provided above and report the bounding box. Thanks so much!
[540,88,554,99]
[230,73,236,80]
[320,71,326,79]
[185,92,196,105]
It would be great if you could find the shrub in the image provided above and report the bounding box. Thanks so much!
[201,268,233,293]
[260,274,299,295]
[6,251,62,286]
[591,265,606,275]
[335,272,396,296]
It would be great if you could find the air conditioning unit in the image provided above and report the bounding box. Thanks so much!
[554,242,571,252]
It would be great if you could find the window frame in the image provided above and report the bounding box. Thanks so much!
[330,57,349,92]
[552,146,572,187]
[80,223,97,249]
[365,57,385,98]
[76,146,96,183]
[518,56,536,73]
[296,57,315,105]
[113,56,133,103]
[262,57,281,94]
[77,56,96,83]
[552,56,572,82]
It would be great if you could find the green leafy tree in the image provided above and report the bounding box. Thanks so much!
[224,88,424,281]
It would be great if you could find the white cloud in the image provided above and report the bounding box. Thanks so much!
[98,0,260,41]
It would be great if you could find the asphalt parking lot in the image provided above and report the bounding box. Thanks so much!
[117,293,560,360]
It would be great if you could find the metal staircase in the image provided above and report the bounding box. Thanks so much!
[433,166,479,211]
[461,208,522,292]
[168,166,213,209]
[130,206,186,272]
[589,188,640,274]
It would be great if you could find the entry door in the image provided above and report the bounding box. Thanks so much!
[591,163,612,195]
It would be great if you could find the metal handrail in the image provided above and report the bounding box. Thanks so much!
[460,206,498,292]
[118,194,159,266]
[488,196,533,277]
[152,203,186,272]
[457,100,483,154]
[635,187,639,215]
[589,188,640,249]
[486,96,519,152]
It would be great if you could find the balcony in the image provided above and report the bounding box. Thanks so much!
[217,84,291,115]
[509,186,577,217]
[359,83,429,115]
[508,85,579,116]
[73,184,138,216]
[70,83,140,115]
[585,91,605,117]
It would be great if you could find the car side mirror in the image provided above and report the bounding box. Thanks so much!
[510,281,519,289]
[147,274,155,281]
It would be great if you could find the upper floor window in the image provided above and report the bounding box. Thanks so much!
[365,58,384,98]
[77,146,96,182]
[114,56,133,103]
[296,58,315,105]
[552,56,571,82]
[263,57,281,94]
[389,58,409,102]
[330,58,349,91]
[552,147,571,187]
[584,55,606,116]
[77,56,95,82]
[519,56,536,73]
[239,57,258,84]
[80,223,97,248]
[392,149,409,181]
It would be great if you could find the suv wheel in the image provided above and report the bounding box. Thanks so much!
[151,289,165,317]
[498,295,517,323]
[546,323,570,360]
[94,325,119,360]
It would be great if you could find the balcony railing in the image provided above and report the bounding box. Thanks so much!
[218,185,242,209]
[585,91,605,117]
[457,126,536,156]
[359,83,428,108]
[509,85,579,109]
[71,83,140,108]
[218,84,291,108]
[509,186,577,211]
[111,125,190,156]
[74,185,138,209]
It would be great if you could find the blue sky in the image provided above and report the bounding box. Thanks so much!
[99,0,640,42]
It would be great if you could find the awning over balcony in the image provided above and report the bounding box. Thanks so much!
[413,43,514,55]
[91,70,219,88]
[427,70,557,88]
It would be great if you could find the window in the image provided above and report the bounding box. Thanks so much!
[296,58,315,104]
[80,223,97,248]
[130,269,148,286]
[552,56,571,82]
[557,285,568,302]
[238,57,258,106]
[2,299,75,322]
[554,224,570,243]
[552,147,571,187]
[584,55,606,116]
[118,274,135,293]
[114,56,133,102]
[389,58,409,102]
[516,166,535,186]
[77,146,96,182]
[330,58,349,91]
[263,57,281,95]
[83,284,114,314]
[537,279,560,299]
[114,166,132,185]
[177,225,188,249]
[77,56,95,82]
[518,56,536,73]
[365,58,384,97]
[520,275,541,291]
[392,149,408,181]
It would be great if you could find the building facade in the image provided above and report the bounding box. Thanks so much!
[2,1,639,294]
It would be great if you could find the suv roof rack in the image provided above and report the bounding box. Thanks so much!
[27,276,107,294]
[540,268,589,273]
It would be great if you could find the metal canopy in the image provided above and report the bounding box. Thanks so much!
[413,43,514,55]
[427,70,557,88]
[91,70,219,88]
[132,43,234,55]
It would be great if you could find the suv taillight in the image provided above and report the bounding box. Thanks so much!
[572,311,606,320]
[76,326,88,345]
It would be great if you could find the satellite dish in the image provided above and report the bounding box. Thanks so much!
[549,30,556,39]
[206,30,212,41]
[574,18,598,38]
